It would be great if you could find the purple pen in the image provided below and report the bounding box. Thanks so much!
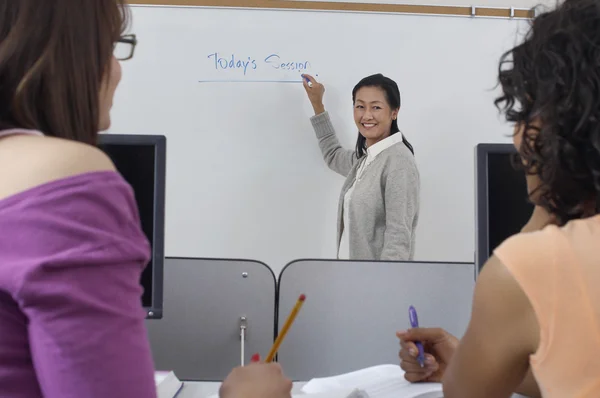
[408,305,425,367]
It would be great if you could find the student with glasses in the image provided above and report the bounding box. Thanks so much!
[0,2,292,398]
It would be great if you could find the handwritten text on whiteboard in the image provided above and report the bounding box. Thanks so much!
[207,52,312,76]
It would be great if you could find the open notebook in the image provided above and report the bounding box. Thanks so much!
[300,364,443,398]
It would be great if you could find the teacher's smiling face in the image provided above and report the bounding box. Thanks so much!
[353,86,398,147]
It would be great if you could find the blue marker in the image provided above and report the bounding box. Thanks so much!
[408,305,425,367]
[301,74,312,87]
[302,73,320,87]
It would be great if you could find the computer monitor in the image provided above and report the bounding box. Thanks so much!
[475,143,533,274]
[98,133,166,319]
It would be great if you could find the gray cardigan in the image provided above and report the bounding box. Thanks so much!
[310,111,420,261]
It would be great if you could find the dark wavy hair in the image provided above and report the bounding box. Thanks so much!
[494,0,600,225]
[352,73,414,158]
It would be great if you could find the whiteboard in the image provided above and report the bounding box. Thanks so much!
[109,5,528,273]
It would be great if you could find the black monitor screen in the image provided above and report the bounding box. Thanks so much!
[97,134,166,319]
[476,144,533,273]
[100,144,155,307]
[487,153,533,257]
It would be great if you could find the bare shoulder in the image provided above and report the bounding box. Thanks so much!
[468,255,539,352]
[0,135,116,201]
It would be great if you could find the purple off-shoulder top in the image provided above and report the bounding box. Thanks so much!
[0,169,157,397]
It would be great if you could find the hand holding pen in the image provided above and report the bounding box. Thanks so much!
[396,323,459,383]
[220,295,307,398]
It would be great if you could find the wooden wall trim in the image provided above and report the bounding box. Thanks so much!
[126,0,534,18]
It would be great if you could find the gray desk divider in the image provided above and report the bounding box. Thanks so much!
[145,257,276,381]
[276,260,475,381]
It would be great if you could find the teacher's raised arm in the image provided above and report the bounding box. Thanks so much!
[302,73,357,177]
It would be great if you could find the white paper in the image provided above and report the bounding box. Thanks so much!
[301,365,443,398]
[154,371,170,385]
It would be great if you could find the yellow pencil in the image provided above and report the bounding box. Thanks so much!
[265,294,306,362]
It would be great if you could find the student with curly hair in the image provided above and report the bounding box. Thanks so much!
[397,0,600,396]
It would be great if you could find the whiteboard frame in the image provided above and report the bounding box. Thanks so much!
[127,0,535,19]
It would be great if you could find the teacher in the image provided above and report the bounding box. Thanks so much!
[302,73,420,261]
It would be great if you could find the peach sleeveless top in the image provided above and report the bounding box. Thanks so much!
[494,215,600,397]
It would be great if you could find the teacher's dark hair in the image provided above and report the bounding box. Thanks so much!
[352,73,414,158]
[0,0,129,145]
[495,0,600,225]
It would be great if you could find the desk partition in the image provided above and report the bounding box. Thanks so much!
[145,257,277,381]
[276,260,475,380]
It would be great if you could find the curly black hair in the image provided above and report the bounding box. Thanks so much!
[494,0,600,225]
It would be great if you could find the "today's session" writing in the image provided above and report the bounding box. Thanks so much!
[207,52,312,76]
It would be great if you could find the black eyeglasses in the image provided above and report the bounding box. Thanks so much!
[114,34,137,61]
